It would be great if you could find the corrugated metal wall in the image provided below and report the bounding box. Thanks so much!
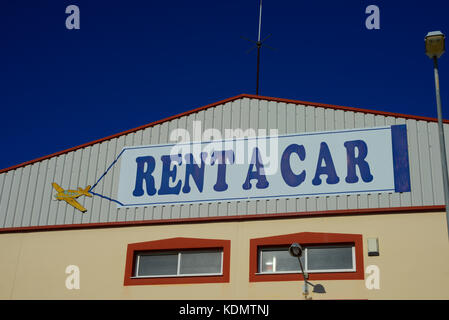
[0,97,447,228]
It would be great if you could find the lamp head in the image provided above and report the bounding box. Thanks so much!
[289,243,304,258]
[425,31,445,59]
[312,283,326,294]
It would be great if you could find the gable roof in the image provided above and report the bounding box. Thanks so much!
[0,93,445,174]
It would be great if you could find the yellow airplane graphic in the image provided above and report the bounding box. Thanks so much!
[52,183,92,213]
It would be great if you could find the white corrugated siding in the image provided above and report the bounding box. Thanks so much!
[0,97,447,228]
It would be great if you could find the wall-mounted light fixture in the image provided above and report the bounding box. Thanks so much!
[367,238,379,256]
[289,243,326,298]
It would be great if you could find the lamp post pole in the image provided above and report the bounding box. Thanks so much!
[425,31,448,241]
[297,257,309,297]
[432,55,449,241]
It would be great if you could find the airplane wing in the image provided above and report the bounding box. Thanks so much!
[52,183,64,193]
[64,198,87,213]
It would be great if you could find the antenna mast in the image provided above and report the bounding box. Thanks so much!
[256,0,262,95]
[241,0,275,96]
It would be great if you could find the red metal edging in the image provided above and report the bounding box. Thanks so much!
[0,94,246,174]
[0,94,447,174]
[0,205,444,234]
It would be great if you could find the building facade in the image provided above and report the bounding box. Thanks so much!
[0,94,448,299]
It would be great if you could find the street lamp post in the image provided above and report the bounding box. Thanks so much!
[425,31,449,241]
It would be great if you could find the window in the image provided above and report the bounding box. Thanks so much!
[134,249,223,278]
[258,245,355,274]
[307,245,354,272]
[124,237,230,285]
[250,232,364,282]
[260,247,301,273]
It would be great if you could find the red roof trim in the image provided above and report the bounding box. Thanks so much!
[0,205,443,234]
[0,93,446,174]
[0,94,246,174]
[243,94,448,123]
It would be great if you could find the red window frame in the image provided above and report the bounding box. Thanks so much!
[124,237,230,285]
[249,232,364,282]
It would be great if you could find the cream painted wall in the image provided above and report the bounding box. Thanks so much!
[0,211,448,300]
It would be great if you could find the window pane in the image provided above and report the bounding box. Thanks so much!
[179,250,222,275]
[260,248,304,273]
[307,246,353,271]
[137,253,178,276]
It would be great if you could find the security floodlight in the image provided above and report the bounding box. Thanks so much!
[288,243,303,258]
[425,31,445,59]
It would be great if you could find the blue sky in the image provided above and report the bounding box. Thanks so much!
[1,0,448,170]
